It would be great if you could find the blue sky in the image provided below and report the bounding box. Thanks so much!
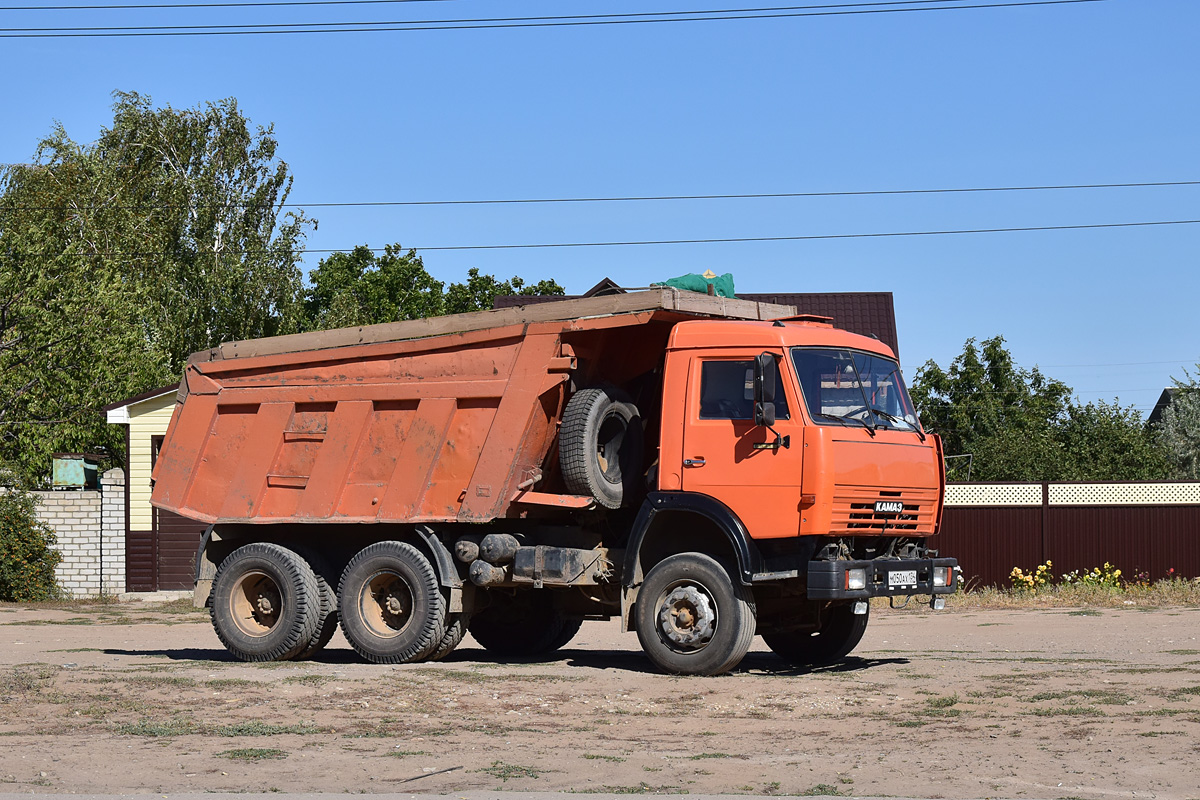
[3,0,1197,415]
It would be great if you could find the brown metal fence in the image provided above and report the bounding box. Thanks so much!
[935,482,1200,588]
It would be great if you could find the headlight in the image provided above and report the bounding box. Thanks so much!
[933,566,952,587]
[846,568,867,590]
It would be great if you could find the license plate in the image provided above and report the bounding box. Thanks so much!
[874,500,904,514]
[888,570,917,588]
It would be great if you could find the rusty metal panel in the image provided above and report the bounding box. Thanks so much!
[937,506,1043,587]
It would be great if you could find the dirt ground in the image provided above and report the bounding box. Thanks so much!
[1,600,1199,799]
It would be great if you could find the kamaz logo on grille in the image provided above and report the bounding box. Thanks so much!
[874,500,904,514]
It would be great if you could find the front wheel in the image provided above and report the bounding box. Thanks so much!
[635,553,756,676]
[338,541,447,664]
[762,602,869,666]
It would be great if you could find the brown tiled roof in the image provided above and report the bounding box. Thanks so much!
[494,287,899,358]
[740,292,899,358]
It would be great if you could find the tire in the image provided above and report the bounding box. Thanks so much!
[468,592,577,657]
[425,613,471,662]
[763,603,869,667]
[559,386,643,509]
[636,553,756,676]
[210,543,321,663]
[338,541,447,664]
[290,549,340,661]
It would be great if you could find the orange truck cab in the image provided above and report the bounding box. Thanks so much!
[150,289,956,676]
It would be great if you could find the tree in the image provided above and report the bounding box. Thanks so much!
[0,477,61,601]
[0,92,313,485]
[303,245,564,329]
[1155,368,1200,480]
[912,337,1167,481]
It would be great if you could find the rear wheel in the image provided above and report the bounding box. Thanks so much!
[425,612,471,661]
[635,553,756,676]
[210,543,320,662]
[762,603,869,666]
[338,541,447,664]
[291,550,340,661]
[468,592,579,657]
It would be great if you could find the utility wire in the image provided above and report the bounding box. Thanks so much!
[0,0,979,13]
[2,179,1194,214]
[6,218,1199,258]
[0,0,1105,38]
[2,0,453,9]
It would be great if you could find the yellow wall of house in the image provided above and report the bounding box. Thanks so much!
[127,393,178,531]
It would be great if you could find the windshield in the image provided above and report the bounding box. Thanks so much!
[790,348,922,433]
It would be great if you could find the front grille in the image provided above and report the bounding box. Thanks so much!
[831,487,938,534]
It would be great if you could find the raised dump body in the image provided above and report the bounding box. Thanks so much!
[151,288,956,676]
[152,288,794,526]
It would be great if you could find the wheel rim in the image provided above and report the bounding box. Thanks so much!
[229,570,283,638]
[360,570,415,638]
[595,411,627,482]
[656,581,717,652]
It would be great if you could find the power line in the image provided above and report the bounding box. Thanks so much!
[0,0,1105,38]
[6,217,1199,258]
[2,0,452,9]
[3,178,1195,213]
[0,0,975,12]
[1041,359,1198,368]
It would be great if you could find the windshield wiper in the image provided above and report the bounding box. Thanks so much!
[815,412,876,437]
[870,408,927,441]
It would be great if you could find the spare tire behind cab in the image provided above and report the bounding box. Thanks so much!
[559,386,643,509]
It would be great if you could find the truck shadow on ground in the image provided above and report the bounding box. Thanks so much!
[101,646,908,675]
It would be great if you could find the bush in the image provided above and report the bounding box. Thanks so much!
[0,486,61,601]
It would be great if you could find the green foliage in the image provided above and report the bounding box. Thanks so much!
[303,247,564,329]
[0,91,313,485]
[1061,562,1123,589]
[1154,369,1200,480]
[0,484,61,601]
[912,336,1168,481]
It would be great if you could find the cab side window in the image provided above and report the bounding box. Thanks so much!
[699,360,790,420]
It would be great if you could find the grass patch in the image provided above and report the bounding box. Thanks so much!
[1027,706,1104,717]
[207,678,258,689]
[1068,609,1103,616]
[1165,686,1200,701]
[687,752,733,760]
[0,664,58,694]
[48,648,102,653]
[217,748,287,761]
[216,721,321,736]
[583,754,626,762]
[925,694,959,709]
[1164,649,1200,655]
[281,674,334,686]
[479,761,542,782]
[598,783,687,794]
[387,750,428,757]
[112,718,198,736]
[799,784,845,796]
[1028,689,1133,705]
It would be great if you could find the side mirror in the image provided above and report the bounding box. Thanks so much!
[754,352,777,427]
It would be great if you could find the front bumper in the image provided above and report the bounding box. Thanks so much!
[807,557,958,600]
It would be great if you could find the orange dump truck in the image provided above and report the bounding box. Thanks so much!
[151,288,956,675]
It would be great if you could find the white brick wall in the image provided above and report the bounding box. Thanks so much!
[33,468,126,598]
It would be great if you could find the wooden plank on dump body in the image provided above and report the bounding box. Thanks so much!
[197,289,798,363]
[292,400,374,520]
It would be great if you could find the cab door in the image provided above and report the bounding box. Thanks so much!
[679,353,805,540]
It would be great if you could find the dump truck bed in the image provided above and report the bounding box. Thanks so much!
[151,289,795,526]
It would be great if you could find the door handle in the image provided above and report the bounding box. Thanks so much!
[684,457,706,468]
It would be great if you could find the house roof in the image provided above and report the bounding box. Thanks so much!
[103,383,179,424]
[494,281,900,358]
[1147,387,1177,426]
